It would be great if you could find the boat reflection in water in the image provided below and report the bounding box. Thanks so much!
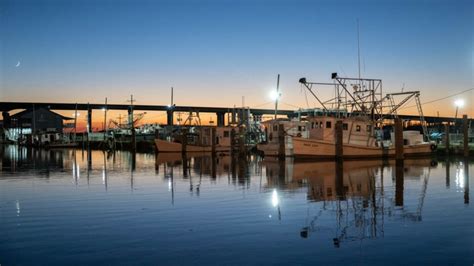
[155,152,257,188]
[261,157,456,246]
[0,144,471,264]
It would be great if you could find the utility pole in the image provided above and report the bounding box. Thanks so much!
[74,103,78,143]
[274,74,280,120]
[32,103,36,138]
[103,97,108,141]
[129,95,136,151]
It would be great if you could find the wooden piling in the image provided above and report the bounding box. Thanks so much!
[394,118,404,160]
[335,160,345,200]
[181,128,187,155]
[444,123,450,155]
[211,127,216,155]
[230,128,236,155]
[463,115,469,157]
[395,159,404,206]
[239,126,245,157]
[278,124,285,160]
[445,159,450,188]
[335,120,343,160]
[464,158,469,204]
[211,156,217,180]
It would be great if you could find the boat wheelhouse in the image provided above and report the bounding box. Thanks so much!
[256,118,309,157]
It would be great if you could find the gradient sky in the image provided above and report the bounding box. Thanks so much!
[1,0,473,126]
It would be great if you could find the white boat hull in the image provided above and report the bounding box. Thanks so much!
[292,137,434,159]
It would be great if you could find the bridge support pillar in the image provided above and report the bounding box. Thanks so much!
[167,110,174,126]
[216,112,225,127]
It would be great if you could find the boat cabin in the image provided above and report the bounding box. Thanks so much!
[307,116,377,147]
[262,119,310,144]
[257,119,309,156]
[185,126,232,147]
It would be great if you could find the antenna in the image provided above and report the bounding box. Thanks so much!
[357,18,361,83]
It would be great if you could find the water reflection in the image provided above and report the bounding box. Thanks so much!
[0,145,472,265]
[262,158,435,244]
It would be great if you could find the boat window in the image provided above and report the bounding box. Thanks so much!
[356,125,361,132]
[342,123,348,130]
[302,126,306,131]
[311,122,315,129]
[298,126,302,131]
[366,125,372,132]
[273,125,278,132]
[223,131,229,138]
[319,122,323,128]
[326,121,331,128]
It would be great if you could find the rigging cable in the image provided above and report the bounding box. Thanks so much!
[398,88,474,110]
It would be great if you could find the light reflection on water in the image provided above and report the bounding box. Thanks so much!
[0,145,472,265]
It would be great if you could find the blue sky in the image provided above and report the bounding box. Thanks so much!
[1,0,472,117]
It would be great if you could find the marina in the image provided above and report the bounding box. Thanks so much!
[1,0,472,264]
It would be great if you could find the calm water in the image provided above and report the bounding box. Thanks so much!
[0,145,472,265]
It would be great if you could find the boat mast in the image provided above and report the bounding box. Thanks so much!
[357,19,361,88]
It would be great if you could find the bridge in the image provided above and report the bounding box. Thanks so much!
[0,101,294,129]
[0,101,470,131]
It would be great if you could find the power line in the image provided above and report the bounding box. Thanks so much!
[280,101,303,109]
[251,101,274,108]
[398,88,474,110]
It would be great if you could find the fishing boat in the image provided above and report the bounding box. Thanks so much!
[291,115,434,159]
[256,118,309,157]
[155,126,233,153]
[257,73,436,158]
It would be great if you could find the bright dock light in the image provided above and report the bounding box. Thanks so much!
[454,99,465,108]
[269,90,280,101]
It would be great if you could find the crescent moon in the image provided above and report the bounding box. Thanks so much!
[15,61,20,67]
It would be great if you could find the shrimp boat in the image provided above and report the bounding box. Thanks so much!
[291,115,434,159]
[155,126,233,153]
[258,73,436,158]
[256,118,309,156]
